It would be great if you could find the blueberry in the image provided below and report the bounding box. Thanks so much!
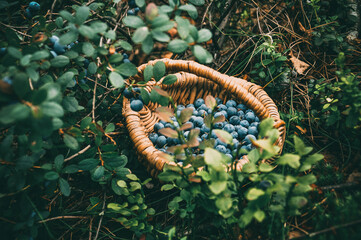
[69,42,75,48]
[29,2,40,12]
[201,133,208,140]
[219,110,228,119]
[127,9,136,15]
[214,112,225,119]
[237,104,247,111]
[227,107,237,118]
[3,76,12,85]
[245,112,256,123]
[225,148,232,154]
[123,59,131,63]
[133,87,141,93]
[240,120,250,128]
[123,88,134,98]
[189,116,197,123]
[159,148,166,153]
[238,110,245,119]
[173,121,180,128]
[200,125,210,134]
[130,99,144,112]
[134,7,140,13]
[197,109,207,117]
[177,104,185,111]
[244,134,256,145]
[50,36,59,44]
[184,131,190,139]
[149,133,158,144]
[250,122,259,128]
[229,115,241,125]
[214,122,224,129]
[186,103,194,109]
[215,97,222,104]
[154,122,164,132]
[236,126,248,139]
[259,180,271,190]
[198,104,208,111]
[193,110,199,116]
[216,138,227,147]
[245,109,254,114]
[194,117,204,128]
[123,53,129,59]
[246,144,253,151]
[194,98,205,108]
[160,120,167,125]
[50,50,57,57]
[0,47,6,56]
[226,100,237,108]
[129,0,137,8]
[218,104,227,111]
[53,41,66,54]
[25,8,33,19]
[225,153,233,159]
[231,131,238,139]
[215,145,227,154]
[223,124,235,133]
[156,136,167,148]
[248,126,258,136]
[254,116,260,122]
[210,131,217,138]
[164,122,173,129]
[232,139,239,148]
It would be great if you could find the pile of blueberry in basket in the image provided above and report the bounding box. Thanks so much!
[149,97,260,159]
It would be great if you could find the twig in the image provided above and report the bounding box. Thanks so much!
[320,182,360,191]
[39,215,89,223]
[49,0,58,21]
[93,192,106,240]
[64,145,91,162]
[289,218,361,239]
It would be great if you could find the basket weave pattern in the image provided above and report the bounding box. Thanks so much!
[122,59,286,177]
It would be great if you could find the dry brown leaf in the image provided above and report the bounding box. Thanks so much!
[290,53,310,75]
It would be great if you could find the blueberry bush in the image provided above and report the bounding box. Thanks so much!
[0,0,361,239]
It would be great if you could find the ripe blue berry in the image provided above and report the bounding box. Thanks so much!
[226,100,237,108]
[240,120,250,128]
[197,109,207,117]
[227,107,237,117]
[130,99,144,112]
[214,122,224,129]
[194,98,205,108]
[244,134,256,145]
[218,104,227,111]
[238,110,245,119]
[201,125,210,134]
[229,115,241,125]
[149,133,158,144]
[245,112,256,123]
[29,2,40,12]
[259,180,271,190]
[83,59,90,68]
[215,145,227,154]
[216,138,227,147]
[50,50,57,57]
[232,139,239,148]
[25,8,33,18]
[3,76,12,85]
[154,122,164,132]
[254,116,260,122]
[248,126,258,136]
[219,110,228,119]
[237,104,247,111]
[53,41,66,54]
[50,36,59,44]
[134,7,140,13]
[231,131,238,139]
[123,59,131,63]
[236,126,248,139]
[127,9,136,15]
[215,97,222,104]
[123,88,134,99]
[225,153,233,159]
[194,117,204,128]
[223,124,235,133]
[156,136,167,148]
[250,122,259,128]
[129,0,137,8]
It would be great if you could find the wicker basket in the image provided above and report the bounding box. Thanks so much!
[122,59,286,177]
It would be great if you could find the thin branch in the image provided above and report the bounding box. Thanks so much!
[64,145,91,162]
[39,215,89,223]
[93,192,106,240]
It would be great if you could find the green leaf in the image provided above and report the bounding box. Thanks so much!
[144,65,153,82]
[59,30,78,45]
[242,162,257,173]
[109,72,124,88]
[63,96,83,112]
[277,153,300,169]
[142,35,154,54]
[0,103,30,125]
[44,171,59,181]
[63,134,79,150]
[105,30,116,40]
[118,40,132,51]
[132,27,149,43]
[158,170,182,182]
[254,210,265,222]
[123,16,145,28]
[117,180,127,188]
[178,4,198,19]
[7,46,22,59]
[88,62,97,74]
[78,25,95,39]
[197,29,212,43]
[204,95,216,110]
[259,163,273,172]
[51,55,70,68]
[246,188,265,201]
[135,0,145,7]
[55,16,64,28]
[189,0,205,6]
[215,196,232,211]
[60,10,75,23]
[126,173,139,181]
[259,118,274,138]
[78,158,99,170]
[161,184,174,191]
[93,166,105,180]
[54,155,64,172]
[294,135,313,156]
[130,182,141,191]
[213,129,233,145]
[153,61,166,81]
[115,62,138,76]
[41,102,64,117]
[204,148,225,170]
[175,16,190,39]
[105,123,115,133]
[158,128,178,138]
[209,181,227,195]
[109,54,123,64]
[151,30,170,42]
[140,88,150,104]
[31,50,50,61]
[305,153,323,164]
[82,42,95,56]
[192,45,213,64]
[59,178,71,196]
[168,39,188,53]
[289,196,307,208]
[76,6,90,24]
[298,174,317,185]
[90,21,108,33]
